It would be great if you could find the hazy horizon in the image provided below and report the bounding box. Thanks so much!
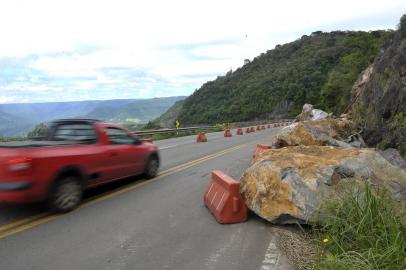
[0,96,187,105]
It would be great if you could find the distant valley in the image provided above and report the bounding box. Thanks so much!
[0,96,185,136]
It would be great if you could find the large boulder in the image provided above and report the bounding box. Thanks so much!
[272,119,357,149]
[240,146,406,224]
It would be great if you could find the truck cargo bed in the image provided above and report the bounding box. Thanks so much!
[0,140,87,148]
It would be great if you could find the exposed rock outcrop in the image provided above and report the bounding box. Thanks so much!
[269,100,295,119]
[351,15,406,157]
[240,146,406,224]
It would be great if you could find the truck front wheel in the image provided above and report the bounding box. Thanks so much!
[49,176,83,212]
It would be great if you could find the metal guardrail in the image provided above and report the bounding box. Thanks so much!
[134,119,294,137]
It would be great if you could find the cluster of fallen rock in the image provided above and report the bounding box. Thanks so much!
[239,104,406,224]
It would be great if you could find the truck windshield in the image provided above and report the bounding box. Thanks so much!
[53,124,97,142]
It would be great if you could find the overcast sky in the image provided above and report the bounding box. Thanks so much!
[0,0,404,103]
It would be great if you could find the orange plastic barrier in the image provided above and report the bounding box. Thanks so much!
[261,125,266,130]
[253,144,272,159]
[250,127,255,132]
[236,128,243,135]
[196,133,207,142]
[246,127,251,133]
[203,170,248,224]
[224,129,232,137]
[256,125,261,131]
[267,124,271,129]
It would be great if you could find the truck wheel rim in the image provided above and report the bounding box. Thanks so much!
[55,181,82,210]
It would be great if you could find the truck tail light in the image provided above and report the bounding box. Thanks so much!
[7,157,33,171]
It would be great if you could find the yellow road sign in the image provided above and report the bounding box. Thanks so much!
[176,120,180,128]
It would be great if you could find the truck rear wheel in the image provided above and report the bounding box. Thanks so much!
[49,176,83,212]
[144,156,159,179]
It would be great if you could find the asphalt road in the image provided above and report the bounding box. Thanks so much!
[0,127,294,270]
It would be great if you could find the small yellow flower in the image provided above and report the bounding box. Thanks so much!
[323,238,329,244]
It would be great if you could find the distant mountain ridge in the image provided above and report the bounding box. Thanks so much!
[84,97,186,123]
[0,96,185,136]
[0,109,33,137]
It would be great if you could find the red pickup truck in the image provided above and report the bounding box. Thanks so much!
[0,119,159,212]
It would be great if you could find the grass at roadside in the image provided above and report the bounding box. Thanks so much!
[312,184,406,270]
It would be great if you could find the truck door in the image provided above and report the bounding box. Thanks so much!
[102,127,143,180]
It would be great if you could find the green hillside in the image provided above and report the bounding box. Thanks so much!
[174,30,392,125]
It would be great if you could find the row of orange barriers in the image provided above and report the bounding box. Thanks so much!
[196,121,292,143]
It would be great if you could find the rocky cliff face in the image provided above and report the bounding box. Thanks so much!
[352,15,406,157]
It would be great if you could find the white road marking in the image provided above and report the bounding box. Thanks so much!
[205,228,242,270]
[260,239,280,270]
[160,144,181,150]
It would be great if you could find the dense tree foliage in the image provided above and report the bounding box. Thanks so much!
[320,31,390,112]
[175,30,391,124]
